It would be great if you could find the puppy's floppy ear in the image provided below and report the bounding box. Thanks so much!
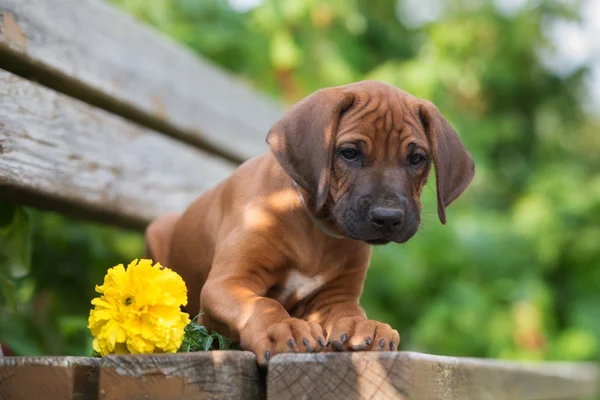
[419,101,475,225]
[267,88,354,211]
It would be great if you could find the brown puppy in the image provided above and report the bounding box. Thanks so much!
[145,80,474,365]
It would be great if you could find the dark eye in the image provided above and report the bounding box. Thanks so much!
[409,154,425,165]
[340,148,359,161]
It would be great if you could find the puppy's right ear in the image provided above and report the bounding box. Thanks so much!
[267,88,354,212]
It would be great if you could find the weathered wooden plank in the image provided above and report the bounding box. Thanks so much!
[267,352,598,400]
[0,356,100,400]
[99,351,264,400]
[0,69,235,229]
[0,0,282,162]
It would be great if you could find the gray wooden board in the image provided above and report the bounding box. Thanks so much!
[267,352,599,400]
[99,351,265,400]
[0,356,100,400]
[0,0,283,162]
[0,69,235,228]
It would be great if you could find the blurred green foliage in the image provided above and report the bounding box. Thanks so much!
[1,0,599,363]
[0,208,144,356]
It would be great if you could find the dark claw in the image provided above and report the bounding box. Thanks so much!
[341,333,349,343]
[326,340,331,347]
[390,341,396,351]
[265,351,271,361]
[379,338,385,348]
[318,337,325,348]
[288,339,296,349]
[365,337,373,346]
[303,338,314,352]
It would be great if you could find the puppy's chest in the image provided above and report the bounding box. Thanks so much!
[268,246,355,312]
[270,270,327,308]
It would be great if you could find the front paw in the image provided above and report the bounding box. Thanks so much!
[326,317,400,352]
[252,318,326,366]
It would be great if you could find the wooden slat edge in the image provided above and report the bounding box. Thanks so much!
[0,356,100,400]
[0,0,283,162]
[0,69,235,229]
[406,351,598,381]
[99,351,265,400]
[267,352,598,400]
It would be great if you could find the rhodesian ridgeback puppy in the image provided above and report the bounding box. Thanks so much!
[145,80,475,365]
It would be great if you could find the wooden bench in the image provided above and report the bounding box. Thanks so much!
[0,1,597,399]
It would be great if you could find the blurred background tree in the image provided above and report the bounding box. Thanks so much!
[1,0,598,363]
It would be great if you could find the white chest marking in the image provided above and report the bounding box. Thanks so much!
[277,271,326,304]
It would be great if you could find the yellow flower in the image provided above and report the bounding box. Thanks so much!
[88,259,191,356]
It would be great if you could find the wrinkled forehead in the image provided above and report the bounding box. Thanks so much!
[337,84,429,147]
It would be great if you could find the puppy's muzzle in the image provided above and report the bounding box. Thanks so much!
[370,206,405,232]
[369,195,410,234]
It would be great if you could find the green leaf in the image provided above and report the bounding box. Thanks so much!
[197,325,209,336]
[203,335,214,352]
[217,334,231,350]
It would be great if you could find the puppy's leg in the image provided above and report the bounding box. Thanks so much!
[305,265,400,353]
[199,241,325,365]
[145,213,181,267]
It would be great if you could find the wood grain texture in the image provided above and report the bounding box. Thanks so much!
[0,0,282,162]
[99,351,264,400]
[267,352,599,400]
[0,356,100,400]
[0,70,235,228]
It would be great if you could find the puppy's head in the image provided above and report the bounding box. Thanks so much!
[267,80,475,245]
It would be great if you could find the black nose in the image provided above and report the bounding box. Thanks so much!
[370,206,405,231]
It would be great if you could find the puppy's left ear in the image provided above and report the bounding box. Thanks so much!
[267,88,354,211]
[420,102,475,225]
